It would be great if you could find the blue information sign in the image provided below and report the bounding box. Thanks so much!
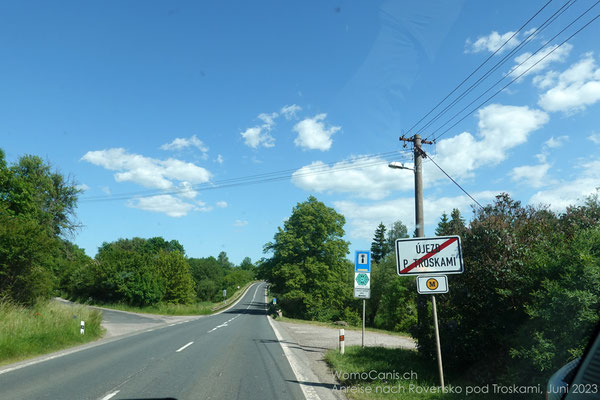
[355,251,371,273]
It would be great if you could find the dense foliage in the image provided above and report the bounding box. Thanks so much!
[67,240,255,307]
[259,196,357,322]
[0,148,256,308]
[417,194,600,386]
[0,150,80,305]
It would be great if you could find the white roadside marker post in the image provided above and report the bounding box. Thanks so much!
[80,321,85,335]
[339,329,345,355]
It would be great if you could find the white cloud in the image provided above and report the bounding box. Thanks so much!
[430,104,549,181]
[234,219,248,227]
[258,112,278,127]
[128,195,195,218]
[241,112,279,149]
[161,135,209,156]
[76,183,90,192]
[292,104,548,199]
[538,53,600,113]
[216,201,228,208]
[293,114,340,151]
[510,43,572,79]
[215,154,224,164]
[588,133,600,144]
[101,186,111,195]
[529,160,600,211]
[510,163,552,188]
[544,135,568,148]
[292,157,413,200]
[334,191,498,239]
[467,31,520,54]
[241,126,274,149]
[533,70,559,89]
[195,200,213,213]
[177,181,197,199]
[281,104,302,120]
[81,148,212,189]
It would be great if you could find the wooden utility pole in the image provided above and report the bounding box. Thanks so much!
[398,134,445,389]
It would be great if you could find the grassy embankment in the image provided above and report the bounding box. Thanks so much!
[85,281,257,316]
[0,300,104,367]
[326,346,543,400]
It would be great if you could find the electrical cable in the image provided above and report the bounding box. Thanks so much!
[421,0,578,139]
[80,149,414,203]
[425,151,485,209]
[431,6,600,141]
[405,0,554,136]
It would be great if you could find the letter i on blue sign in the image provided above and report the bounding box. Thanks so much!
[355,251,371,273]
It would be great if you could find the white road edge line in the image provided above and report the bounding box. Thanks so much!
[176,341,194,353]
[0,282,260,376]
[265,288,319,400]
[99,390,120,400]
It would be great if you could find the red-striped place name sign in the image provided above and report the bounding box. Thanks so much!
[395,236,464,276]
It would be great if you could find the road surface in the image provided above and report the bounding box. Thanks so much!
[0,282,306,400]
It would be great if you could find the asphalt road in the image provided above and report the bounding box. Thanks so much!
[0,282,306,400]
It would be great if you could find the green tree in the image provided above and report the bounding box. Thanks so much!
[0,149,81,304]
[93,238,164,306]
[370,222,387,264]
[385,220,409,254]
[0,211,55,304]
[239,256,255,271]
[156,250,195,304]
[1,151,80,236]
[217,251,233,270]
[260,196,351,321]
[189,256,225,301]
[435,209,466,236]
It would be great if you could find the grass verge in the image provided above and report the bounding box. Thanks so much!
[85,281,256,316]
[0,300,104,367]
[276,316,411,338]
[325,346,542,400]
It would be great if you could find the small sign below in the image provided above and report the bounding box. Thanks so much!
[354,287,370,299]
[417,275,449,294]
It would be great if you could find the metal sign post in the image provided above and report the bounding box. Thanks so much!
[396,236,464,391]
[362,299,366,347]
[354,250,371,347]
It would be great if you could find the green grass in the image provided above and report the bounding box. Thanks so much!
[91,301,216,316]
[0,300,104,366]
[326,346,542,400]
[276,316,412,338]
[88,281,256,316]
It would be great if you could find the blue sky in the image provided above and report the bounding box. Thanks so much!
[2,0,600,264]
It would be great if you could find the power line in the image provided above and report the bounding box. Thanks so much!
[430,4,600,141]
[81,149,410,201]
[421,149,485,209]
[421,0,578,139]
[80,149,414,203]
[406,0,554,136]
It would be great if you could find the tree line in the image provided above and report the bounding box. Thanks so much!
[259,193,600,386]
[0,149,255,307]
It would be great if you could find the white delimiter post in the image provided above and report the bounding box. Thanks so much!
[339,329,345,355]
[80,320,85,335]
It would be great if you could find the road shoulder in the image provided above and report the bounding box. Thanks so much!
[267,317,416,400]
